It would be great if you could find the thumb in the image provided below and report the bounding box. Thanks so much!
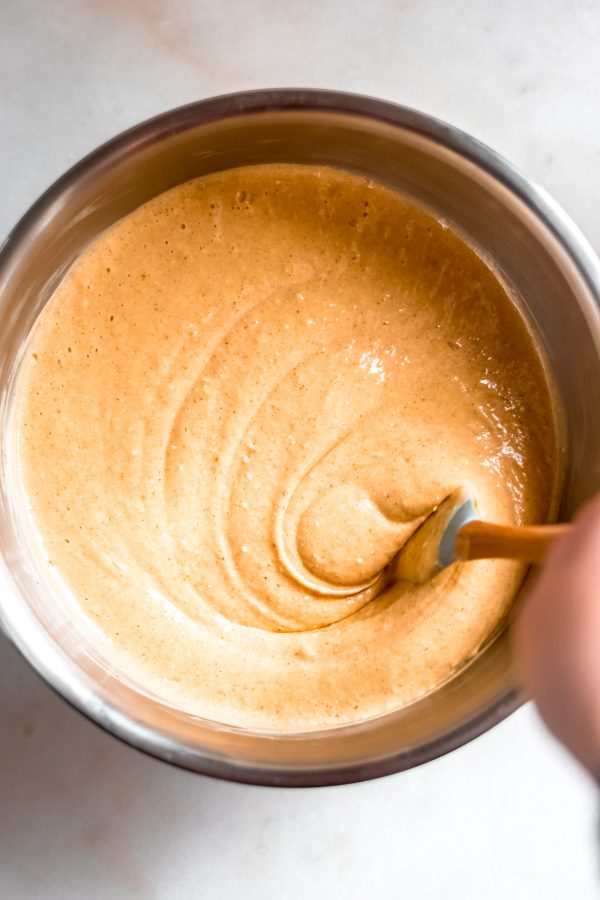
[514,495,600,776]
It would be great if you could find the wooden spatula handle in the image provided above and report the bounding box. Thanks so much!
[455,521,570,565]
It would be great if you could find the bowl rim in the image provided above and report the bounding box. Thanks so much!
[2,88,600,787]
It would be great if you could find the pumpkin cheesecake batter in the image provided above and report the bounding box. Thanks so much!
[15,164,560,729]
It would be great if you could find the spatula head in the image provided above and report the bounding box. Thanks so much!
[392,490,477,584]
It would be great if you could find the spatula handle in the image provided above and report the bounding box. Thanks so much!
[455,521,570,565]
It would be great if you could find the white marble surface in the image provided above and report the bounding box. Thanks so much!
[2,1,600,897]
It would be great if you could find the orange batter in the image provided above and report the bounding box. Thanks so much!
[15,164,560,729]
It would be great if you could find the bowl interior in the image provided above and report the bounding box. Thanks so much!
[1,93,600,785]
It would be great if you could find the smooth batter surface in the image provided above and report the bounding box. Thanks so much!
[15,164,559,729]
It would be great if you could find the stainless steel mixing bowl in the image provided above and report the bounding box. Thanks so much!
[1,89,599,786]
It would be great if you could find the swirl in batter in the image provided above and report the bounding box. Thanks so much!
[15,164,560,729]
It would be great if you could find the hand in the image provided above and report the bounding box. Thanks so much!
[514,494,600,778]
